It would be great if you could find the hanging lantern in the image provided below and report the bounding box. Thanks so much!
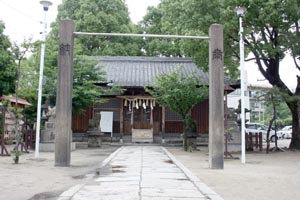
[136,100,139,109]
[133,100,136,108]
[143,100,146,109]
[139,99,142,106]
[146,99,149,106]
[129,101,131,111]
[124,99,128,106]
[153,100,156,107]
[150,101,153,110]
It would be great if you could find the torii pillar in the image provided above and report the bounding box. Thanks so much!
[55,20,74,166]
[209,24,224,169]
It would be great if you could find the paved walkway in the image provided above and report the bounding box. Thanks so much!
[58,146,223,200]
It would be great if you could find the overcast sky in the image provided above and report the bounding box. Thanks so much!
[0,0,159,43]
[0,0,298,90]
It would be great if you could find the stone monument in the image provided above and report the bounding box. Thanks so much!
[225,107,241,152]
[40,106,55,151]
[40,106,75,152]
[87,113,103,147]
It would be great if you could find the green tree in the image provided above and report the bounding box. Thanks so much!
[223,0,300,149]
[139,0,239,77]
[138,6,182,57]
[72,56,112,113]
[11,39,33,106]
[55,0,143,56]
[16,40,44,125]
[0,21,17,96]
[142,0,300,149]
[256,87,283,152]
[264,101,292,127]
[17,0,140,117]
[146,68,208,151]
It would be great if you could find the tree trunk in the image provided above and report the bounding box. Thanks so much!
[266,115,275,153]
[183,134,188,151]
[183,116,188,151]
[289,103,300,149]
[272,96,278,150]
[182,114,197,151]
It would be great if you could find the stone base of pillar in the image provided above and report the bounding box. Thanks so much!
[226,143,241,152]
[40,142,76,152]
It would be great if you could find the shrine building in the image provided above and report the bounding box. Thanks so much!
[72,56,236,143]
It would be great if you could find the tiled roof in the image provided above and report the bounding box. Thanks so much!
[0,96,32,106]
[95,56,210,87]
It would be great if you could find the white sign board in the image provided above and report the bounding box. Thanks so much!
[100,112,113,135]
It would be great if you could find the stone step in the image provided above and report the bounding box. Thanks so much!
[75,142,88,149]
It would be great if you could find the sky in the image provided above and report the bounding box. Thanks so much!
[0,0,298,90]
[0,0,160,43]
[245,54,299,91]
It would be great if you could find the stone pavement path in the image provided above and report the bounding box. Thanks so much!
[58,146,223,200]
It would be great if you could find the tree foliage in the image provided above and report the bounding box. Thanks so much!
[256,87,283,152]
[139,0,239,77]
[147,70,208,117]
[264,101,292,127]
[141,0,300,149]
[146,68,208,150]
[223,0,300,149]
[72,56,109,113]
[0,21,17,96]
[55,0,143,56]
[29,0,142,114]
[11,39,33,105]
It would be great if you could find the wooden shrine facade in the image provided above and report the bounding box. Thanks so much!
[72,95,209,136]
[72,56,235,138]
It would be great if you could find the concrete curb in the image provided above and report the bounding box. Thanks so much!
[161,147,224,200]
[99,146,124,168]
[58,184,85,200]
[57,146,124,200]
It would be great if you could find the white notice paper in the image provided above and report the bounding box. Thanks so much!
[100,111,113,135]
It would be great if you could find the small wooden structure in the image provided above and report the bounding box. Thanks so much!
[245,132,263,151]
[0,96,32,154]
[0,106,10,156]
[0,96,32,108]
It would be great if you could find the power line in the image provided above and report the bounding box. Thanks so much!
[0,0,40,23]
[1,21,39,43]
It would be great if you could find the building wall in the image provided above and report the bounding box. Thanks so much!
[72,98,209,134]
[164,100,209,134]
[248,86,270,123]
[72,107,92,132]
[94,98,121,133]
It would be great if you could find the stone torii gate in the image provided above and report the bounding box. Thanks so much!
[55,19,224,169]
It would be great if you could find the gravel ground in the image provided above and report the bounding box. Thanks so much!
[167,139,300,200]
[1,139,298,200]
[0,144,119,200]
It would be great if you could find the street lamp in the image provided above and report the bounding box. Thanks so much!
[235,6,246,164]
[35,0,52,159]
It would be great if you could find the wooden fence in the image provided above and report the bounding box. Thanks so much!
[246,132,263,151]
